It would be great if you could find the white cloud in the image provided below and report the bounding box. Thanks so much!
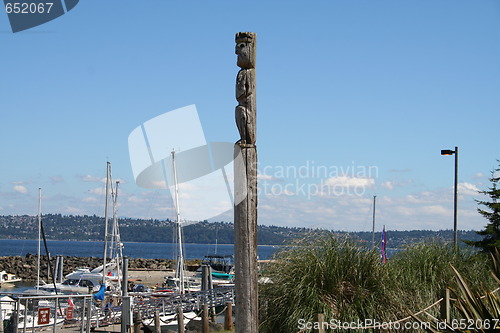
[89,187,106,195]
[248,181,486,231]
[380,181,394,190]
[458,182,480,196]
[127,196,148,203]
[13,185,28,194]
[64,207,85,214]
[50,176,64,184]
[81,175,105,183]
[80,174,125,186]
[391,205,415,216]
[258,174,276,181]
[324,176,375,188]
[404,189,451,205]
[0,166,486,232]
[152,180,167,188]
[422,205,449,216]
[378,178,413,191]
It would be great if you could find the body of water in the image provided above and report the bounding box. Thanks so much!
[0,239,279,260]
[0,239,279,294]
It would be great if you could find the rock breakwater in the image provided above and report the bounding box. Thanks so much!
[0,254,190,281]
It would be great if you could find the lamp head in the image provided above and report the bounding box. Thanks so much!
[441,149,455,155]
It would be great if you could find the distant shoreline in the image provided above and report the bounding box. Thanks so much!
[0,238,284,247]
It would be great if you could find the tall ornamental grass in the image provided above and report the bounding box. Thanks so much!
[259,235,396,333]
[259,236,496,333]
[386,242,495,312]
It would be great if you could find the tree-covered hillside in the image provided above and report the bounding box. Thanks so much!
[0,214,483,247]
[0,214,311,245]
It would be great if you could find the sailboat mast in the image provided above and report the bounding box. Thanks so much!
[171,151,185,294]
[371,195,376,250]
[112,180,123,287]
[102,162,111,281]
[109,181,118,261]
[37,188,41,291]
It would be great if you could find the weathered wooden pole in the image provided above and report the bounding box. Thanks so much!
[314,313,326,333]
[234,31,258,333]
[121,257,132,333]
[133,312,142,333]
[202,304,209,333]
[86,298,92,333]
[440,288,451,324]
[201,265,211,291]
[224,301,233,330]
[201,265,216,323]
[177,307,185,333]
[154,311,161,333]
[0,302,4,333]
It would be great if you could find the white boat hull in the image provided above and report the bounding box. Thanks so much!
[143,311,199,332]
[0,271,22,286]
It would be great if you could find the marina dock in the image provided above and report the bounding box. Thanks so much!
[0,286,235,333]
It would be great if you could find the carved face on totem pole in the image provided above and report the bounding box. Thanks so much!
[234,32,256,146]
[235,33,256,69]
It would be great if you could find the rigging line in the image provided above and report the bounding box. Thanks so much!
[37,188,42,291]
[102,162,112,280]
[110,180,120,262]
[144,189,160,221]
[39,219,57,296]
[360,193,375,230]
[92,161,110,217]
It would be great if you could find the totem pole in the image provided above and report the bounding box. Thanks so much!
[234,32,258,333]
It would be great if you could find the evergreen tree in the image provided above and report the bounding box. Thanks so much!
[465,161,500,252]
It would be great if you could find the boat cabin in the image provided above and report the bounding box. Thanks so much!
[201,255,234,274]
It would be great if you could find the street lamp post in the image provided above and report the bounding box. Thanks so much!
[441,146,458,249]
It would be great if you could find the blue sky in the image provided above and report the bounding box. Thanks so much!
[1,1,499,232]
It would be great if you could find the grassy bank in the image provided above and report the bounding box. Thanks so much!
[259,235,496,333]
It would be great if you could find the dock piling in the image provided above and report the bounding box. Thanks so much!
[132,311,142,333]
[202,304,209,333]
[224,301,233,330]
[154,311,160,333]
[177,307,184,333]
[122,257,132,333]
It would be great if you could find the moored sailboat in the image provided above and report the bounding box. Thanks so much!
[143,151,200,330]
[162,151,201,293]
[36,164,123,295]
